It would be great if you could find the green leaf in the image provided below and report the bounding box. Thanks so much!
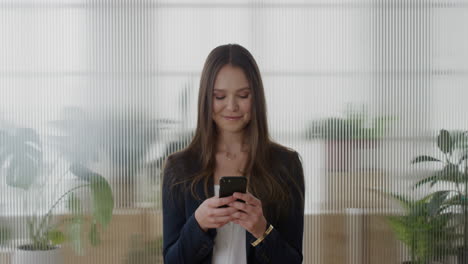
[411,155,441,164]
[437,129,453,154]
[0,128,43,190]
[89,177,114,229]
[385,192,458,261]
[66,192,82,215]
[459,151,468,165]
[413,174,439,189]
[432,163,465,186]
[444,194,468,206]
[66,218,83,255]
[89,222,101,246]
[427,191,451,216]
[6,155,41,189]
[415,163,465,188]
[47,229,66,245]
[70,163,114,228]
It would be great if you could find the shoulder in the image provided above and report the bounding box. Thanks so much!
[269,142,301,165]
[165,148,198,168]
[268,142,304,186]
[165,149,190,166]
[163,149,200,183]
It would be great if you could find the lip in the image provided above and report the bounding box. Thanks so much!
[223,116,242,120]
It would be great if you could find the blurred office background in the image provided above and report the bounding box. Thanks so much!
[1,0,468,263]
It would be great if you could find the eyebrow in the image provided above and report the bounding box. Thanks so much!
[213,87,250,92]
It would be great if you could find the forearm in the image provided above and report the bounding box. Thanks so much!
[252,227,303,264]
[164,214,215,263]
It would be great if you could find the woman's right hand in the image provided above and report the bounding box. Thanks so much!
[194,195,238,232]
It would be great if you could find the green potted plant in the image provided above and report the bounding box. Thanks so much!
[305,104,393,171]
[411,129,468,263]
[0,127,114,264]
[49,106,176,208]
[386,192,457,264]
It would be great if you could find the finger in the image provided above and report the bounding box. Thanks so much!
[212,206,239,216]
[232,192,261,206]
[231,210,249,220]
[208,196,236,208]
[231,219,252,231]
[212,221,231,229]
[212,215,233,224]
[228,201,256,214]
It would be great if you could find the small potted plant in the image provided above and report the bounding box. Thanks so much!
[0,127,114,264]
[305,104,393,171]
[411,129,468,263]
[49,106,175,208]
[386,192,457,264]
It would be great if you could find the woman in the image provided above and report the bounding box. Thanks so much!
[162,44,305,264]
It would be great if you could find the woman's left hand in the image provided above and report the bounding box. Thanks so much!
[229,192,268,239]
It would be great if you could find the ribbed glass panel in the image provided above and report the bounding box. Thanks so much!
[0,0,467,263]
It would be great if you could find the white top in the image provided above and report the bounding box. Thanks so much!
[212,185,247,264]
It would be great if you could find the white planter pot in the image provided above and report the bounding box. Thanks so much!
[12,244,63,264]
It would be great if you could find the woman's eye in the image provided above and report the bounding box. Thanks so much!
[215,96,225,100]
[239,94,249,99]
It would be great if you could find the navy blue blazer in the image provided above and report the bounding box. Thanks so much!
[162,146,305,264]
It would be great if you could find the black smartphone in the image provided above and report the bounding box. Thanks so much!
[219,176,247,208]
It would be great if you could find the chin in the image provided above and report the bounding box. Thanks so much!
[214,122,245,133]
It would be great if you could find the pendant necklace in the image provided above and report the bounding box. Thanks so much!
[225,151,237,161]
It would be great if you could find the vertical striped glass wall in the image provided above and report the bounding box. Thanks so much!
[0,0,467,263]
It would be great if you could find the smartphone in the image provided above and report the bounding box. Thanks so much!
[219,176,247,208]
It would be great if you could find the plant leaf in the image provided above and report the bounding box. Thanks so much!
[70,163,114,228]
[66,217,83,255]
[89,177,114,229]
[6,154,41,190]
[411,155,441,164]
[427,191,451,216]
[47,229,66,245]
[89,222,101,246]
[1,128,43,190]
[413,174,439,189]
[432,163,465,186]
[437,129,453,154]
[444,194,468,207]
[459,150,468,165]
[414,163,464,188]
[66,192,82,216]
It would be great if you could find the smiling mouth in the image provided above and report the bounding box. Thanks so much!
[223,116,242,120]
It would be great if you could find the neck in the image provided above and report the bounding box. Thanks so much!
[216,130,247,153]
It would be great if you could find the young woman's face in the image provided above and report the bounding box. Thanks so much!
[212,64,252,134]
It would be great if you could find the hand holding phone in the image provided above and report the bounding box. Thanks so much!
[219,176,247,208]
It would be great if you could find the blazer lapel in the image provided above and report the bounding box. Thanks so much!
[193,175,215,204]
[193,175,218,238]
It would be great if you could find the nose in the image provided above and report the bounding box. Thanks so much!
[226,97,239,112]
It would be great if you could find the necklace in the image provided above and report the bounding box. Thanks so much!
[225,151,237,161]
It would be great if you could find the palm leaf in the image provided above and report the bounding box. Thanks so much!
[411,155,441,164]
[414,163,466,188]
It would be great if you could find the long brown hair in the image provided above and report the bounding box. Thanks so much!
[170,44,303,220]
